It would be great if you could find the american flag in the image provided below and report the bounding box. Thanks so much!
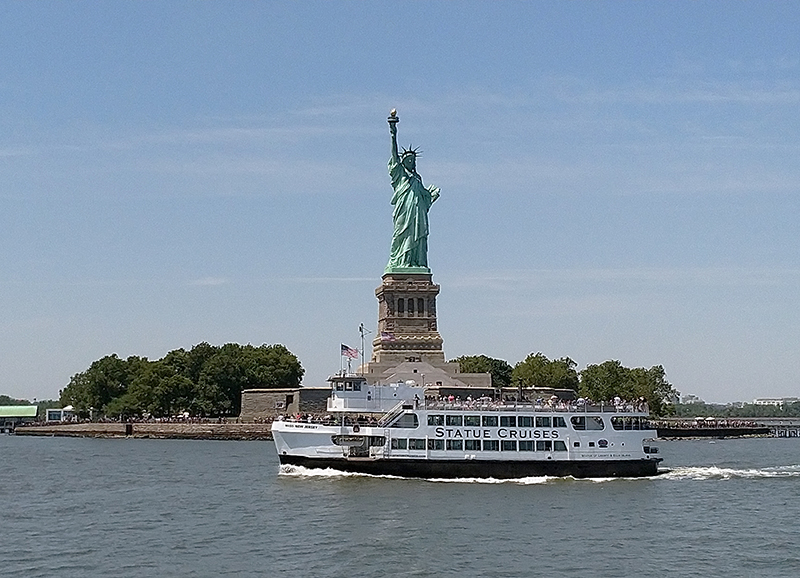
[381,331,396,341]
[341,344,359,359]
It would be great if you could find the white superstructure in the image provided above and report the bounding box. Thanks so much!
[272,374,663,479]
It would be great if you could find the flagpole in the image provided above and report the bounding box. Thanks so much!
[359,323,372,375]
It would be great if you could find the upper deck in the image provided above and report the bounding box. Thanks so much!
[324,373,650,417]
[422,399,649,414]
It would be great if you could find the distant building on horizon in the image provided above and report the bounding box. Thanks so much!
[753,397,800,407]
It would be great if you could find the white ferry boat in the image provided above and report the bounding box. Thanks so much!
[272,374,663,479]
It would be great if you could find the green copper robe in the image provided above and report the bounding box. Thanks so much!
[386,155,440,272]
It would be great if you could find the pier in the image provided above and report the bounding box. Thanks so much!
[13,421,274,440]
[753,418,800,438]
[654,417,800,439]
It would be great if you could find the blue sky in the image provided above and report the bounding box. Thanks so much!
[2,2,799,404]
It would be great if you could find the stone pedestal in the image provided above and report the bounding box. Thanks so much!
[371,272,445,364]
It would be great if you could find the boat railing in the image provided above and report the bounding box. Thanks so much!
[377,401,410,427]
[422,400,649,414]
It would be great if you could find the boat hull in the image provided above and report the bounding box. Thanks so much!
[278,454,662,479]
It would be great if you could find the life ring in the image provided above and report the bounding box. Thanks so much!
[353,424,360,432]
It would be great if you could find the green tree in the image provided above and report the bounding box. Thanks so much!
[163,342,219,384]
[196,343,304,416]
[104,391,141,419]
[512,353,579,391]
[579,361,676,416]
[60,354,147,416]
[61,342,304,418]
[0,394,29,405]
[450,355,512,388]
[111,360,196,418]
[579,360,630,402]
[629,365,675,416]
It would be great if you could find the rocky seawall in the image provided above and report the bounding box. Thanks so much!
[13,422,273,440]
[656,426,771,439]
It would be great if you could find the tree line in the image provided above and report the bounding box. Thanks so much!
[14,344,676,419]
[0,395,61,415]
[452,353,677,416]
[673,402,800,419]
[59,342,303,419]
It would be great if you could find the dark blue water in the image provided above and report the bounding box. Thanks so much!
[2,436,800,577]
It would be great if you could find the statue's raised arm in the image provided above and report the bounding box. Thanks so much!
[389,108,400,162]
[384,110,440,274]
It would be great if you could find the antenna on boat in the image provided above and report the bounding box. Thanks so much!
[359,323,372,375]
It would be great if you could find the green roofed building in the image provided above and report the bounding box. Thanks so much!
[1,405,37,432]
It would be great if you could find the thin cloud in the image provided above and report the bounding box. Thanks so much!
[190,277,230,286]
[268,276,376,284]
[443,267,800,290]
[560,78,800,106]
[0,147,35,157]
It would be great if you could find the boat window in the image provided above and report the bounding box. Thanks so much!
[598,439,608,448]
[571,416,604,430]
[536,440,552,451]
[573,441,580,448]
[553,416,567,428]
[390,413,419,428]
[482,415,498,427]
[427,414,444,426]
[535,416,551,428]
[345,382,353,391]
[612,416,651,430]
[500,415,516,427]
[331,435,365,446]
[554,440,567,452]
[588,441,595,447]
[408,438,426,450]
[519,441,535,451]
[446,439,463,451]
[427,439,444,450]
[518,416,534,427]
[391,438,407,449]
[464,415,481,427]
[446,415,462,426]
[334,383,344,391]
[465,440,481,451]
[587,416,605,430]
[482,440,499,451]
[352,382,361,391]
[502,440,517,451]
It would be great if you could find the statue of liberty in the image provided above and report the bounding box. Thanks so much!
[385,110,440,273]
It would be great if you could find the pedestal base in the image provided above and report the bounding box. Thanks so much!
[372,272,443,364]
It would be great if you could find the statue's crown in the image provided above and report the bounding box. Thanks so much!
[401,145,421,159]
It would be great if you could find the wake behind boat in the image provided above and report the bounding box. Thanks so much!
[272,374,662,479]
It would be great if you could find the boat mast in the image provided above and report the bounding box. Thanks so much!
[359,322,371,375]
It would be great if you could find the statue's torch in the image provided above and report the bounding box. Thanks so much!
[388,108,399,127]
